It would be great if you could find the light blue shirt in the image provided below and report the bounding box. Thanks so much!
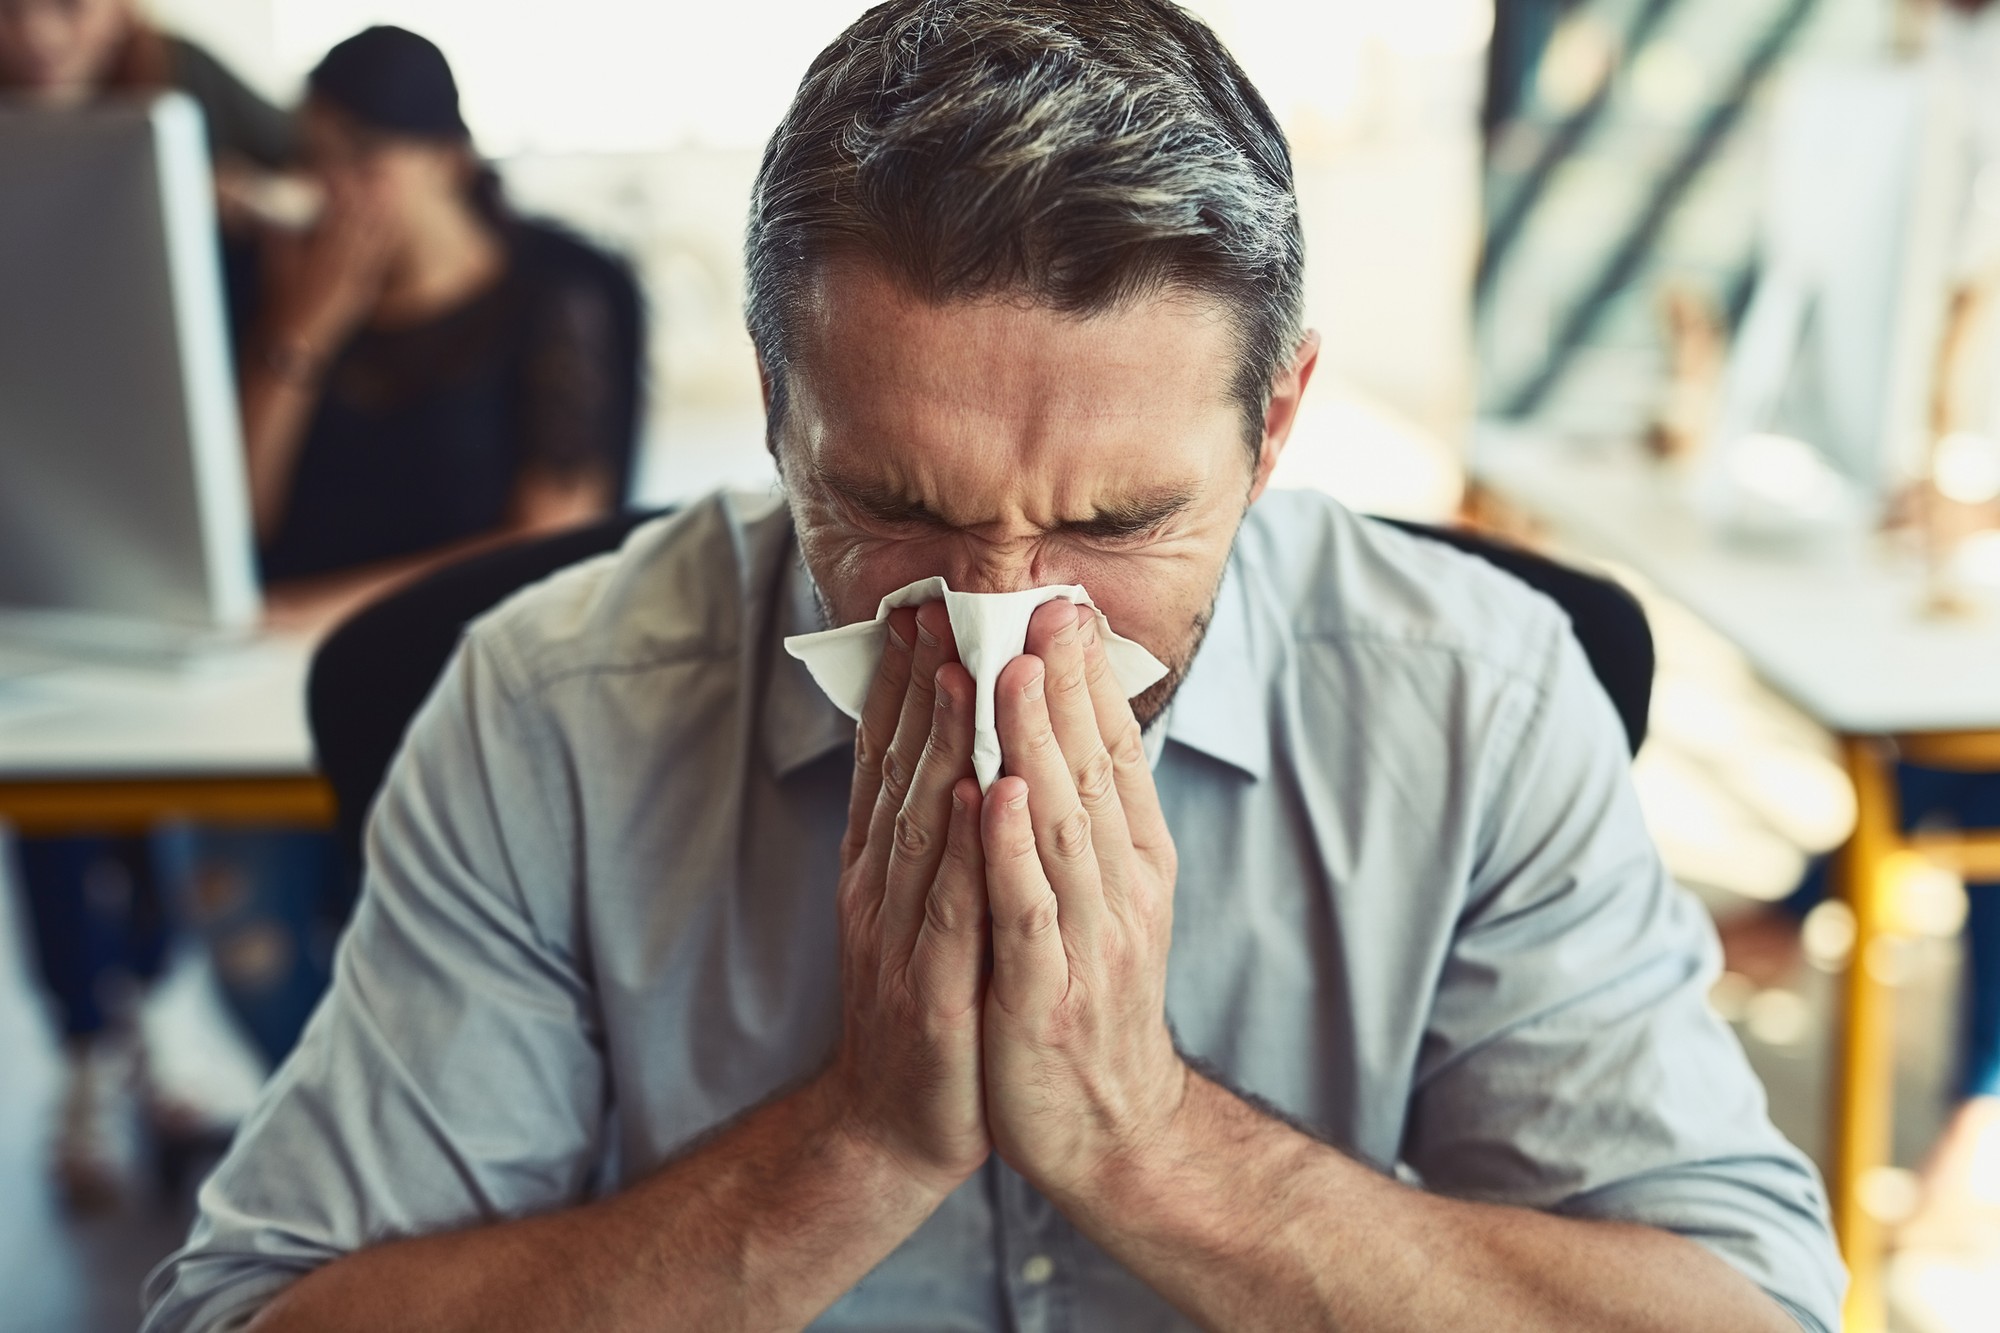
[143,489,1844,1332]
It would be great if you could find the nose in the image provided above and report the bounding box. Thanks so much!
[944,538,1075,595]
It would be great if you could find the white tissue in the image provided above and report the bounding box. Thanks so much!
[783,577,1169,791]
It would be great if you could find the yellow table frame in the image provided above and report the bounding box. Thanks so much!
[0,775,334,834]
[1835,730,2000,1333]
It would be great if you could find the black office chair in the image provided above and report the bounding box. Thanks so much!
[307,513,1653,866]
[1379,519,1653,755]
[307,510,666,863]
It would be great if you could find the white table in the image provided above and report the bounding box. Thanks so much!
[0,636,331,833]
[1473,425,2000,1333]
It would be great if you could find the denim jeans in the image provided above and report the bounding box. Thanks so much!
[12,829,351,1069]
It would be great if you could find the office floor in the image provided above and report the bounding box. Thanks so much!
[0,839,199,1333]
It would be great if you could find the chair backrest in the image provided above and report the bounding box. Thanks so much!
[308,513,1653,865]
[307,509,664,863]
[1378,518,1654,756]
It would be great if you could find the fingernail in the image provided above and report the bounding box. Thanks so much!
[950,788,964,810]
[1009,790,1028,811]
[935,679,952,710]
[916,622,939,647]
[886,624,910,651]
[1023,669,1043,701]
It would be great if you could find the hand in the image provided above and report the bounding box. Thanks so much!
[981,600,1187,1203]
[815,601,992,1194]
[257,177,392,361]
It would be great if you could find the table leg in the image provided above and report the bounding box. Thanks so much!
[1833,735,1901,1333]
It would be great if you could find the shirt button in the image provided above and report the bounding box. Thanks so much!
[1020,1254,1055,1285]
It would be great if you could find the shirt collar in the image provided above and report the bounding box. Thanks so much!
[762,555,856,779]
[760,547,1273,784]
[1160,553,1272,781]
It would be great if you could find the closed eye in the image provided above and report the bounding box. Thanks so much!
[811,461,1195,543]
[1055,494,1196,543]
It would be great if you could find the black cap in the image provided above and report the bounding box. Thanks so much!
[307,26,468,140]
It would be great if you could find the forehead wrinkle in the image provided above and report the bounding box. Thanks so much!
[790,259,1249,531]
[799,260,1240,424]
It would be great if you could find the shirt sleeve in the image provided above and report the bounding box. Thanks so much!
[1401,610,1846,1332]
[141,631,605,1333]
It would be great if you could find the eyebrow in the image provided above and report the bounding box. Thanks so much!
[813,463,1197,539]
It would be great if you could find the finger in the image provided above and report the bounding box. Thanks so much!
[867,601,955,848]
[994,652,1105,951]
[982,776,1069,1017]
[1024,601,1135,900]
[842,606,918,872]
[880,660,976,956]
[1079,605,1173,865]
[907,777,988,1013]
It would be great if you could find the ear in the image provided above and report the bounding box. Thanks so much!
[755,350,782,463]
[1246,329,1320,505]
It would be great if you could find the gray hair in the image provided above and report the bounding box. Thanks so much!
[744,0,1305,456]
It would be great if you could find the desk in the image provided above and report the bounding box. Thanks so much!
[0,637,332,834]
[1474,426,2000,1333]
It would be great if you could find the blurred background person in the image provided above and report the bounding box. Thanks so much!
[1,15,643,1217]
[242,24,645,635]
[171,18,643,1122]
[0,0,296,1215]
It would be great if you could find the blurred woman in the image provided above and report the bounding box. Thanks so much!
[186,21,639,1095]
[0,0,299,1214]
[243,24,642,633]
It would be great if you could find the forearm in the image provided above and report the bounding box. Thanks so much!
[262,482,607,637]
[1063,1071,1796,1333]
[247,1075,956,1333]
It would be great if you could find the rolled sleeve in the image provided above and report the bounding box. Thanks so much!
[142,631,605,1332]
[1404,617,1845,1330]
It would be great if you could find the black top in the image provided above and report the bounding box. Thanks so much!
[257,221,645,582]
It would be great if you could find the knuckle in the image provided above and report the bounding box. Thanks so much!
[879,748,912,803]
[938,822,979,873]
[1073,748,1116,806]
[1004,893,1060,943]
[1022,723,1062,762]
[1053,661,1090,701]
[1107,722,1146,770]
[1002,819,1040,863]
[1052,806,1093,861]
[917,726,954,776]
[923,885,963,936]
[892,806,930,859]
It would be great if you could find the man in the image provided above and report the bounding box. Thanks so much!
[144,2,1844,1330]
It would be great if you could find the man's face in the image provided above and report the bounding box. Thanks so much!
[777,259,1314,724]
